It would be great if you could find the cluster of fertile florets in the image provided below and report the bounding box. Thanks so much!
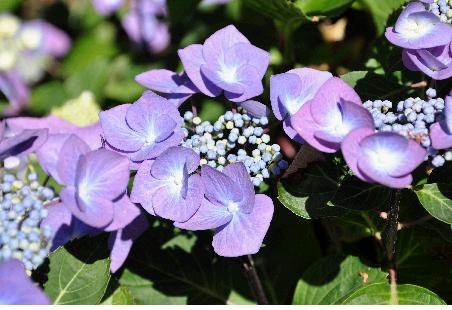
[0,170,54,270]
[363,88,451,167]
[425,0,452,23]
[182,109,287,186]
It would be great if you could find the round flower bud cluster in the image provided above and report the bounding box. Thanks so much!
[425,0,452,24]
[182,109,287,187]
[0,170,54,270]
[363,88,451,167]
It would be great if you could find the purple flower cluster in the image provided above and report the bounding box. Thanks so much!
[385,2,452,80]
[278,73,427,189]
[138,25,269,104]
[91,0,170,54]
[0,14,71,115]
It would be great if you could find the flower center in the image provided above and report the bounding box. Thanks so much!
[219,65,237,83]
[227,202,239,213]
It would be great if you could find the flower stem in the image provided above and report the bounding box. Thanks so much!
[241,255,269,305]
[386,189,401,305]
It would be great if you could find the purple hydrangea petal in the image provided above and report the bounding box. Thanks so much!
[0,121,5,140]
[104,194,142,232]
[61,187,115,228]
[283,119,304,143]
[152,174,204,222]
[40,202,73,250]
[222,163,255,213]
[37,134,70,183]
[130,160,158,215]
[147,22,170,54]
[0,71,30,116]
[359,132,425,178]
[99,104,145,152]
[0,260,51,305]
[128,130,185,162]
[238,100,271,118]
[224,80,263,103]
[174,198,232,230]
[212,194,273,257]
[151,146,200,179]
[6,115,77,135]
[135,69,198,94]
[201,165,242,207]
[200,64,246,95]
[178,44,222,97]
[357,159,413,189]
[402,44,452,80]
[108,212,148,273]
[202,25,249,65]
[76,149,129,200]
[270,69,332,120]
[74,122,103,150]
[293,78,370,153]
[386,3,452,49]
[37,21,71,57]
[0,128,48,160]
[430,121,452,149]
[341,127,376,182]
[57,135,91,186]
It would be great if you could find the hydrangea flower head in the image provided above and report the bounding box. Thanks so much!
[342,128,427,188]
[178,25,270,102]
[58,135,130,228]
[385,2,452,49]
[0,260,50,304]
[135,69,199,107]
[176,163,274,257]
[292,77,374,153]
[402,43,452,80]
[270,68,332,142]
[100,91,184,164]
[131,146,204,222]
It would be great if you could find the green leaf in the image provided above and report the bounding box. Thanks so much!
[342,283,446,305]
[295,0,354,17]
[104,55,148,103]
[277,163,345,219]
[243,0,309,25]
[64,58,111,100]
[62,22,118,75]
[0,0,20,12]
[358,0,407,35]
[415,183,452,224]
[44,237,111,305]
[29,81,68,115]
[102,284,135,305]
[119,228,254,304]
[396,229,452,303]
[340,71,403,100]
[333,177,391,211]
[292,255,387,304]
[167,0,201,25]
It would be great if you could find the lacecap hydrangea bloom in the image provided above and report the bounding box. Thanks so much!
[131,146,204,222]
[385,2,452,80]
[270,68,332,142]
[100,91,184,166]
[176,163,274,257]
[292,77,375,153]
[178,25,270,102]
